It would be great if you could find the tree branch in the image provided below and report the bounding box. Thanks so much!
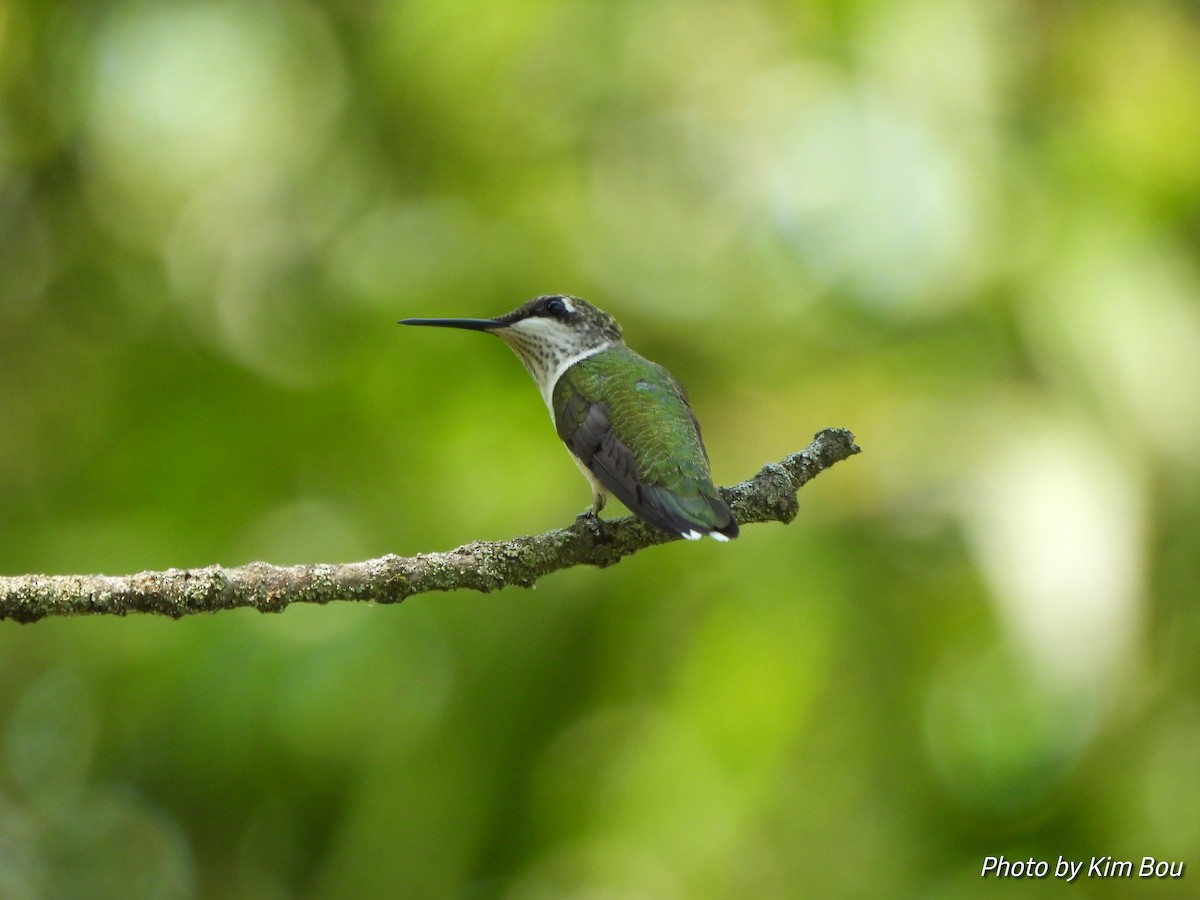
[0,428,860,623]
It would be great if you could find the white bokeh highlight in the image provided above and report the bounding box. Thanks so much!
[962,422,1145,696]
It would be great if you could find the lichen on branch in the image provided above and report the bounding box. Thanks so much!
[0,428,860,623]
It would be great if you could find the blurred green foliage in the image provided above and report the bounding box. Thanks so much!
[2,0,1200,896]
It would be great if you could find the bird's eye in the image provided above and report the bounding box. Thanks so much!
[544,297,567,316]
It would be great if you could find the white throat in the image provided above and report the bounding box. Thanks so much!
[496,317,614,415]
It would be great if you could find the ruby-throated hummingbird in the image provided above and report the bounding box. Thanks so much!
[400,294,739,541]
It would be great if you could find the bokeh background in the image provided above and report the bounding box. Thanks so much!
[2,0,1199,896]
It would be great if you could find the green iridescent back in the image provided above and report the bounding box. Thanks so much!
[552,345,734,536]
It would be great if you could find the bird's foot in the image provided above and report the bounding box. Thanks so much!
[574,509,606,539]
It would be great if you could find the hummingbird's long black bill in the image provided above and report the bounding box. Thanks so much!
[398,317,500,332]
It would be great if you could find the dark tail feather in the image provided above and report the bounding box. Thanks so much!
[639,484,738,541]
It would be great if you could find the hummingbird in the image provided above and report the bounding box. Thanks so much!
[400,294,739,541]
